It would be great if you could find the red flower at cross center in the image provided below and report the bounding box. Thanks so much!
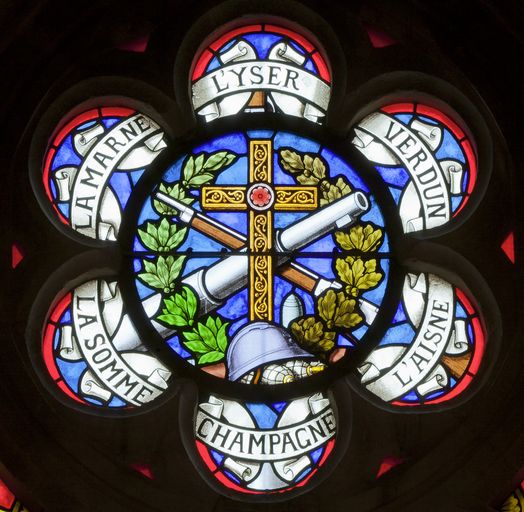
[250,185,272,208]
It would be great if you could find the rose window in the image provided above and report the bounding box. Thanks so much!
[3,3,519,511]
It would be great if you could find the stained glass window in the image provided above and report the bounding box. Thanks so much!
[191,24,331,123]
[38,106,167,241]
[357,272,484,406]
[2,2,520,510]
[129,130,389,383]
[190,390,342,494]
[0,478,28,512]
[352,102,477,233]
[38,278,171,409]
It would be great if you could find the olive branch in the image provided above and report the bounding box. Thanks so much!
[278,147,384,356]
[157,286,229,365]
[136,218,188,293]
[279,148,352,206]
[137,150,238,365]
[334,224,384,297]
[291,223,384,357]
[154,151,238,215]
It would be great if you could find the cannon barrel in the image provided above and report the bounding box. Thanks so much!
[183,191,369,313]
[110,191,372,350]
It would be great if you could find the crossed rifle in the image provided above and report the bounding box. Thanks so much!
[147,191,379,325]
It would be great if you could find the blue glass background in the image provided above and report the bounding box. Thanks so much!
[49,115,142,218]
[205,29,320,77]
[52,299,125,408]
[371,285,476,404]
[373,112,469,214]
[135,131,391,362]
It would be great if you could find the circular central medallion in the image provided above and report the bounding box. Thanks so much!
[128,130,391,386]
[247,183,275,210]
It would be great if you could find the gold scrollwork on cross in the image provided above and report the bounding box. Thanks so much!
[274,187,318,210]
[249,210,272,321]
[250,141,271,183]
[251,254,272,320]
[201,187,247,209]
[196,138,319,322]
[248,140,273,320]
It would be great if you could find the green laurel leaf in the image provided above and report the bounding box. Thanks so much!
[197,322,218,350]
[166,255,186,284]
[157,218,170,247]
[203,151,237,171]
[138,219,189,252]
[158,286,198,328]
[138,272,165,290]
[182,340,210,354]
[157,312,188,327]
[216,322,229,353]
[185,287,198,319]
[165,225,187,250]
[182,330,201,342]
[205,316,218,336]
[187,172,214,186]
[182,151,238,188]
[166,306,229,365]
[183,156,196,183]
[156,256,169,285]
[197,351,225,365]
[153,182,194,214]
[194,153,205,173]
[137,227,159,251]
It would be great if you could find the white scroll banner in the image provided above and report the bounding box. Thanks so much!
[80,370,112,402]
[223,457,254,480]
[265,41,325,123]
[355,112,451,230]
[192,62,330,114]
[117,132,167,170]
[308,393,331,415]
[416,364,449,396]
[121,353,170,390]
[403,272,427,328]
[277,455,311,481]
[359,345,405,385]
[70,114,162,238]
[445,319,469,355]
[410,118,442,150]
[199,395,225,419]
[441,160,464,194]
[364,275,455,401]
[72,280,169,406]
[97,188,120,241]
[58,325,83,361]
[195,402,335,462]
[269,42,306,67]
[74,123,105,156]
[54,167,77,201]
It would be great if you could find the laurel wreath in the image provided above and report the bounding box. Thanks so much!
[136,150,237,366]
[136,148,384,365]
[279,148,384,357]
[279,148,352,206]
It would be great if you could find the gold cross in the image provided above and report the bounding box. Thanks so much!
[201,139,318,321]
